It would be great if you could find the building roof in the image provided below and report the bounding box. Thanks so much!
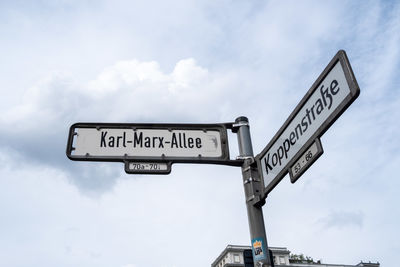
[211,244,290,267]
[356,262,380,267]
[211,245,380,267]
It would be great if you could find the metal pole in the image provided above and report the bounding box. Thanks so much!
[234,116,271,267]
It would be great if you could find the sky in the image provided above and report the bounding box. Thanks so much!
[0,0,399,267]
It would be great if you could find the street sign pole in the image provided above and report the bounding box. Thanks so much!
[234,117,271,267]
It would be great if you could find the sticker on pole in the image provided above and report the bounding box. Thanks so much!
[256,50,360,197]
[252,237,267,261]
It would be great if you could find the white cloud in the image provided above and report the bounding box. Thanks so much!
[1,57,239,129]
[85,58,226,122]
[87,60,168,95]
[317,210,364,229]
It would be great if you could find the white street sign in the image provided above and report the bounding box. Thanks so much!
[256,50,360,196]
[67,123,230,164]
[74,128,222,157]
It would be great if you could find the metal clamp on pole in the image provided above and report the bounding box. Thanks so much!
[232,121,249,132]
[236,155,254,161]
[244,176,261,185]
[244,177,254,185]
[235,116,272,267]
[236,155,255,167]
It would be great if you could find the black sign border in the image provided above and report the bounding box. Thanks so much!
[66,122,231,165]
[255,50,360,199]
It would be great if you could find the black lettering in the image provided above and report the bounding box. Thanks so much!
[283,139,290,159]
[117,136,123,147]
[123,132,126,147]
[320,84,332,109]
[134,132,143,147]
[178,133,183,148]
[158,137,164,148]
[144,137,151,147]
[295,124,302,139]
[306,108,312,125]
[301,116,309,133]
[263,153,273,174]
[182,133,187,148]
[171,133,178,148]
[101,131,107,147]
[188,137,194,148]
[272,153,278,166]
[330,79,339,95]
[289,131,296,145]
[195,138,202,148]
[152,136,158,148]
[277,146,284,165]
[310,105,316,120]
[108,136,115,147]
[315,98,324,115]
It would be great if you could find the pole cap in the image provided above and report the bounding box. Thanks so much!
[235,116,249,123]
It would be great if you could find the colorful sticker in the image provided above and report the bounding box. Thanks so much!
[252,237,267,261]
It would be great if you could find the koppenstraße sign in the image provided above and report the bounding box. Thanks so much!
[67,123,229,163]
[256,50,360,197]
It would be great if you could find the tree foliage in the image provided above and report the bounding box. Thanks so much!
[289,253,321,264]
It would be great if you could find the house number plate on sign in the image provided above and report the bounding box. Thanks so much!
[289,139,323,183]
[125,162,171,174]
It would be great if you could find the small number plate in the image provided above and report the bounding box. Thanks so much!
[125,162,171,174]
[289,139,323,183]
